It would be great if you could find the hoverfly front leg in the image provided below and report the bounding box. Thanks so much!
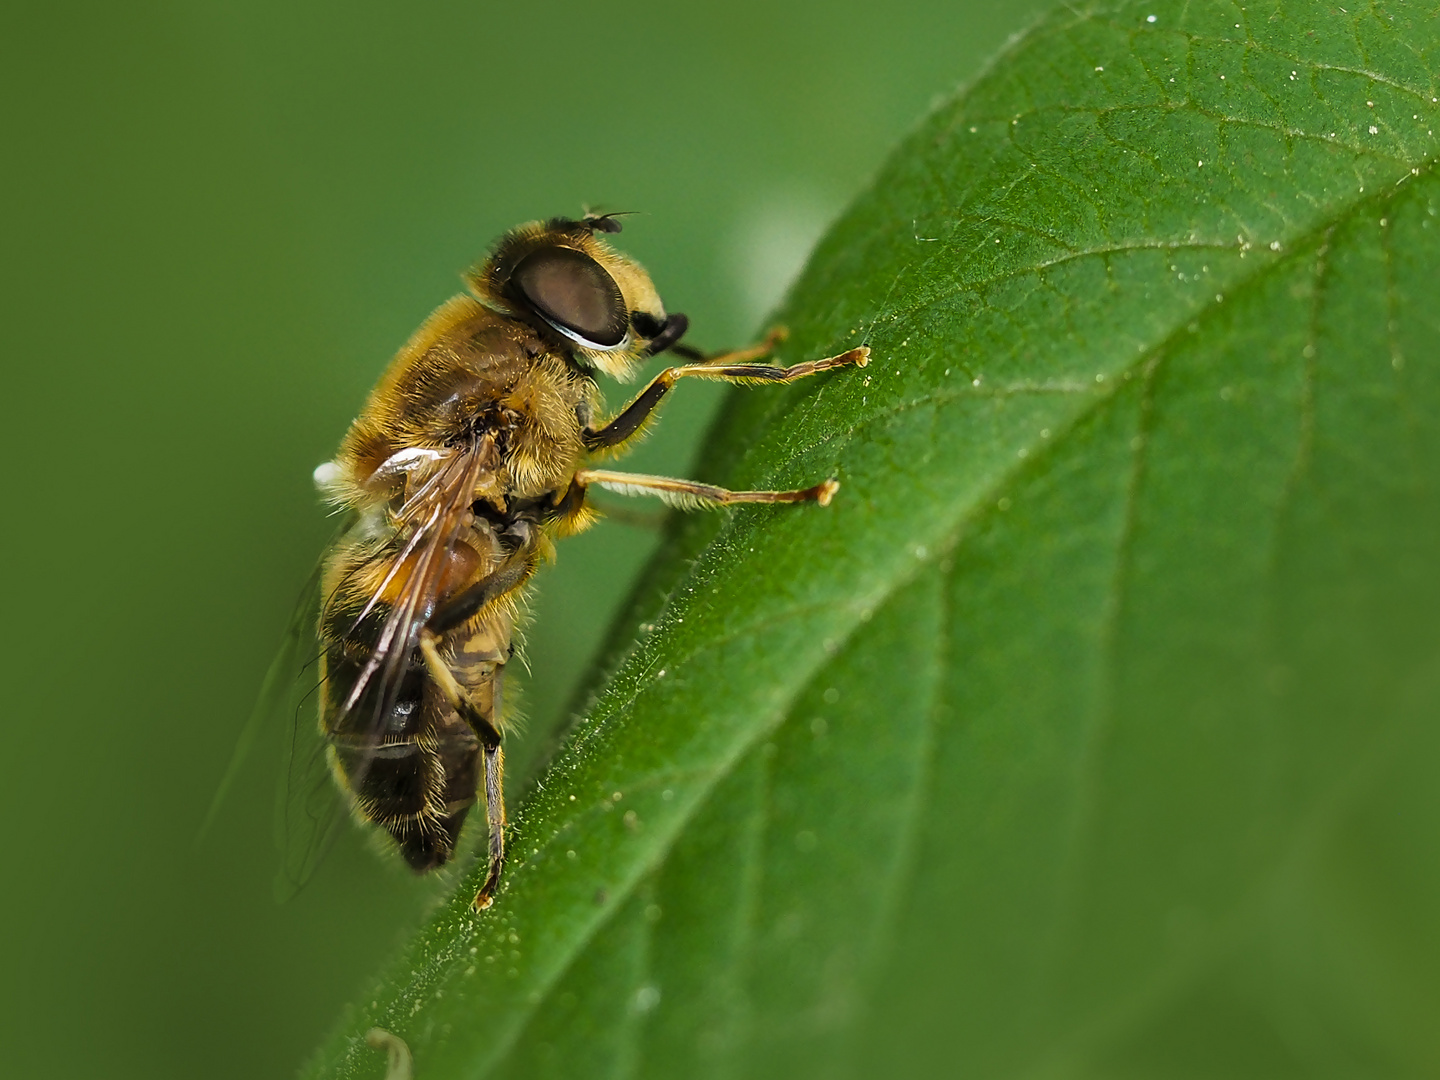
[663,324,790,365]
[582,339,868,452]
[420,534,540,911]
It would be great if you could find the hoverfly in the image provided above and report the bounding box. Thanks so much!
[279,213,866,911]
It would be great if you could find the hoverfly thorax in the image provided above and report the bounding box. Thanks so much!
[465,215,686,382]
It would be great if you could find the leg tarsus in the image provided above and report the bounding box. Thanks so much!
[687,345,868,384]
[472,741,505,911]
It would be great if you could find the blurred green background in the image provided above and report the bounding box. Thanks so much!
[1,1,1055,1076]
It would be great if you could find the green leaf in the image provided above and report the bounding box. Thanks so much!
[305,1,1440,1076]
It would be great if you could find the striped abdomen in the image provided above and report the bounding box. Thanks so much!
[320,597,510,873]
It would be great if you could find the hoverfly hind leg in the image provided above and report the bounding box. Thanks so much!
[420,630,508,912]
[474,739,505,911]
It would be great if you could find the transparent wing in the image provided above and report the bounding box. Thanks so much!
[273,655,346,902]
[265,532,368,903]
[200,563,324,844]
[201,523,356,902]
[272,516,379,901]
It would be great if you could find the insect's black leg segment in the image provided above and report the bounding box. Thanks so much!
[427,536,538,636]
[428,560,532,635]
[419,530,530,907]
[544,474,601,537]
[582,371,677,450]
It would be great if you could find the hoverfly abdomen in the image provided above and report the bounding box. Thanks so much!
[319,606,474,871]
[317,505,514,875]
[328,707,483,872]
[383,730,481,872]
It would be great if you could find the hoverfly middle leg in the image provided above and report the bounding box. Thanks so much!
[572,469,841,508]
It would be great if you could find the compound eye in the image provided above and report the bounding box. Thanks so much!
[513,246,627,347]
